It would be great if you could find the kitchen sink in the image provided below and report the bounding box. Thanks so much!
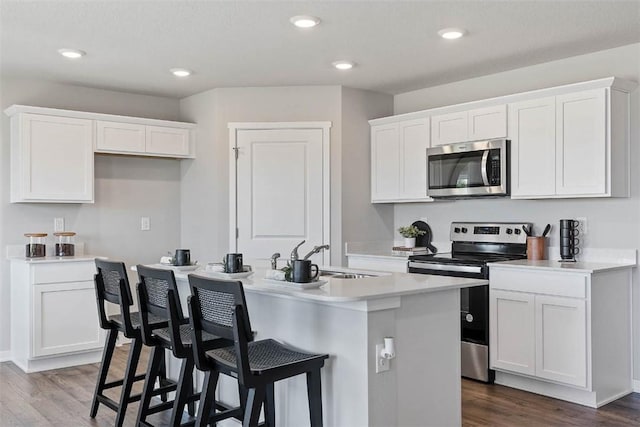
[319,270,379,279]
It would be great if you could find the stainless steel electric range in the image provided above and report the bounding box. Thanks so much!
[407,221,531,383]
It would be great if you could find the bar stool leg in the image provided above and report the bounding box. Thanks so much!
[243,387,266,427]
[115,337,143,427]
[170,357,195,427]
[264,383,275,427]
[90,329,118,418]
[306,369,323,427]
[136,345,164,426]
[196,370,219,427]
[159,352,169,402]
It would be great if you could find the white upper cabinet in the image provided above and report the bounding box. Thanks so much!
[431,105,507,146]
[96,120,146,153]
[145,125,190,156]
[509,97,556,197]
[509,83,630,199]
[370,116,431,203]
[555,89,606,196]
[10,113,94,203]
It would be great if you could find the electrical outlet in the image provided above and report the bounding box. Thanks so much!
[54,217,64,232]
[576,217,587,235]
[141,217,150,231]
[375,344,390,373]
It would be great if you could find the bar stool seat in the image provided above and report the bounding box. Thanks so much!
[152,323,218,345]
[108,311,165,328]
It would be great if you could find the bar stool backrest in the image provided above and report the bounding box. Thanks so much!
[187,275,253,380]
[136,265,184,349]
[94,259,136,336]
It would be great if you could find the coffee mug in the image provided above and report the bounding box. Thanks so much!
[559,219,580,230]
[225,253,243,273]
[175,249,191,266]
[291,259,319,283]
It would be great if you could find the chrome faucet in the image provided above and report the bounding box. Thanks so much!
[270,252,281,270]
[290,240,306,263]
[303,244,330,260]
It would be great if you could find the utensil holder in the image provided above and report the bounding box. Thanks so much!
[527,237,546,260]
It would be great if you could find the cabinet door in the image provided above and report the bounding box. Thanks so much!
[490,289,535,375]
[17,113,94,202]
[96,120,146,153]
[399,118,430,200]
[431,111,468,146]
[145,125,190,156]
[508,97,556,197]
[32,281,104,357]
[468,105,507,141]
[535,295,587,388]
[556,89,607,196]
[371,123,400,201]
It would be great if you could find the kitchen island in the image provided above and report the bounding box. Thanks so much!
[154,265,486,426]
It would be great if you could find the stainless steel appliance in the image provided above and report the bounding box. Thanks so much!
[427,139,509,198]
[407,221,531,383]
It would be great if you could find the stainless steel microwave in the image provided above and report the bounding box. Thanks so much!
[427,139,509,198]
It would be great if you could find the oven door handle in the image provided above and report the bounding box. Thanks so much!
[480,150,490,186]
[408,262,483,274]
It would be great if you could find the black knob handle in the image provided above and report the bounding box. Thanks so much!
[514,229,521,235]
[506,228,513,234]
[454,227,461,233]
[461,227,468,233]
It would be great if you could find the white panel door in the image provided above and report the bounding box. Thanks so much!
[468,105,507,141]
[33,281,104,357]
[399,118,430,200]
[20,113,94,202]
[490,289,535,375]
[509,97,556,197]
[556,89,607,196]
[235,128,326,263]
[535,295,587,388]
[371,123,400,201]
[431,111,468,146]
[145,125,190,156]
[95,120,146,153]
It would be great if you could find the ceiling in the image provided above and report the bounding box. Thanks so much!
[1,1,639,99]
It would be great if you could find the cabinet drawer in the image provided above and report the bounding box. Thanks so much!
[32,261,96,284]
[490,269,587,298]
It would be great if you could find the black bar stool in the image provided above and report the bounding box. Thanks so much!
[135,265,236,426]
[90,259,170,427]
[187,275,329,427]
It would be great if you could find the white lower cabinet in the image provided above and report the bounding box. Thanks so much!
[10,258,105,373]
[489,265,632,408]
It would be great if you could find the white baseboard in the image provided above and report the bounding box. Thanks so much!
[0,350,11,363]
[633,379,640,393]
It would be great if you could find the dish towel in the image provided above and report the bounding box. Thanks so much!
[265,269,286,281]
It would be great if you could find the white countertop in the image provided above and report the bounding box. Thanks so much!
[9,255,102,264]
[489,259,635,273]
[150,265,486,303]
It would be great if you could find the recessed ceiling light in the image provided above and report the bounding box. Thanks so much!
[438,28,466,40]
[170,68,192,77]
[58,48,86,59]
[332,61,355,70]
[290,15,321,28]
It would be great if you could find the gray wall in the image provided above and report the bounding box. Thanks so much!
[393,43,640,381]
[179,85,394,267]
[0,78,183,353]
[341,87,395,262]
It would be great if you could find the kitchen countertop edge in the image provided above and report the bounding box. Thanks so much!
[488,259,636,273]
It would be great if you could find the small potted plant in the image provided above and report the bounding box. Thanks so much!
[398,225,426,248]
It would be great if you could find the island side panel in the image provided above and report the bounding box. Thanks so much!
[395,289,462,426]
[240,291,371,427]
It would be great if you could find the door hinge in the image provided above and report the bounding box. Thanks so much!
[233,147,239,160]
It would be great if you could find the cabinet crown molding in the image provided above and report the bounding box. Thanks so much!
[4,104,195,129]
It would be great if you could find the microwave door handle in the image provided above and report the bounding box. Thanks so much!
[481,150,490,186]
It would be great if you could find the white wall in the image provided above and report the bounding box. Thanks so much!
[393,43,640,381]
[180,85,394,267]
[0,78,183,354]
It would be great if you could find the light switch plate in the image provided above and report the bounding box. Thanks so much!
[141,217,150,231]
[375,344,390,373]
[54,217,64,232]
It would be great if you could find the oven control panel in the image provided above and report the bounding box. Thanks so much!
[450,222,531,244]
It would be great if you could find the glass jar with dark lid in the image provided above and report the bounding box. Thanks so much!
[25,233,47,258]
[54,232,76,257]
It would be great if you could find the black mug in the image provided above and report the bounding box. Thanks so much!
[225,253,243,273]
[291,259,319,283]
[174,249,191,266]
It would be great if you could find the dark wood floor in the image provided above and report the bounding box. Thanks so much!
[1,344,639,426]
